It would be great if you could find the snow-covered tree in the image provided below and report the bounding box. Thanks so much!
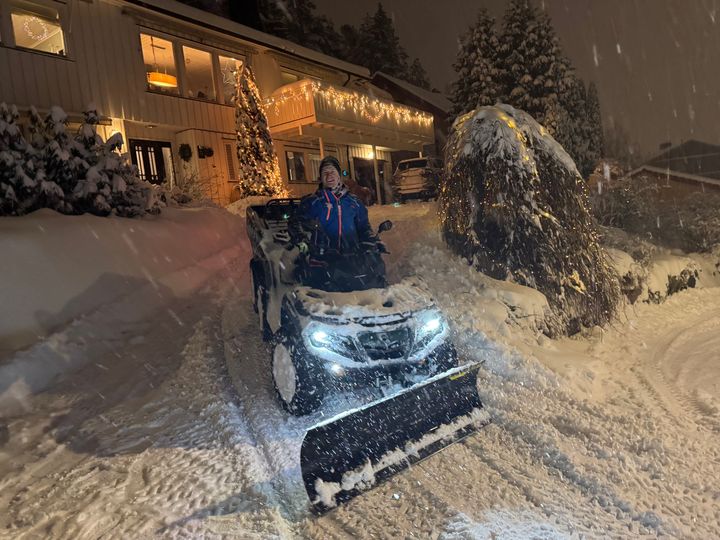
[441,104,620,336]
[31,107,71,213]
[450,9,501,118]
[0,103,36,215]
[497,1,573,131]
[73,107,113,215]
[234,65,285,197]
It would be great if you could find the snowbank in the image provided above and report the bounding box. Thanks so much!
[0,206,249,415]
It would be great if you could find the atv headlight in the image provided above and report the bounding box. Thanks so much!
[305,323,357,358]
[413,313,446,353]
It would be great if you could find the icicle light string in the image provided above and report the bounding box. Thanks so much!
[264,81,433,128]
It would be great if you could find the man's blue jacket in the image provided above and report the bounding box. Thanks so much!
[290,186,374,250]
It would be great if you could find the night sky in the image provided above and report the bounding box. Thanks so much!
[314,0,720,158]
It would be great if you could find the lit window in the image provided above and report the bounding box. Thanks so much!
[140,34,179,94]
[286,151,306,183]
[308,154,323,182]
[281,71,300,85]
[219,55,243,105]
[11,6,65,56]
[183,46,215,101]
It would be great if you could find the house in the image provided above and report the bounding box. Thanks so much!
[625,140,720,203]
[371,71,452,164]
[0,0,434,204]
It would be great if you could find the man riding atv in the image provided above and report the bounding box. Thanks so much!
[289,156,386,291]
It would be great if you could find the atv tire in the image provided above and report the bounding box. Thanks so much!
[271,331,325,416]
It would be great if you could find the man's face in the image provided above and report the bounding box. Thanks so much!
[321,165,340,189]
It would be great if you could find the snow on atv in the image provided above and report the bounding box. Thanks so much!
[246,198,488,512]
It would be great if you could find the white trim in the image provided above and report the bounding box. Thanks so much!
[627,165,720,187]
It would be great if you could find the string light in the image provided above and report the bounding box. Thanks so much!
[23,16,49,41]
[265,80,433,129]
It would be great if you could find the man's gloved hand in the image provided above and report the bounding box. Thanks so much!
[377,241,388,254]
[297,242,309,254]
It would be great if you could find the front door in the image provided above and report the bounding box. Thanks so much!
[129,139,174,185]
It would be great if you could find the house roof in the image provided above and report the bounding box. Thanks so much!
[628,165,720,188]
[123,0,371,78]
[372,72,452,114]
[645,139,720,180]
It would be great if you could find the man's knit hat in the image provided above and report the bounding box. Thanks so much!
[318,156,342,180]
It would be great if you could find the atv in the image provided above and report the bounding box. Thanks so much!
[249,200,457,415]
[246,198,487,512]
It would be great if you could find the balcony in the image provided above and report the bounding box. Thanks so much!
[264,79,434,151]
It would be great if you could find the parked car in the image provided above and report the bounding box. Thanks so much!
[391,157,443,202]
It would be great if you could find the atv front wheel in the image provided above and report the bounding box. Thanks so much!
[271,332,325,416]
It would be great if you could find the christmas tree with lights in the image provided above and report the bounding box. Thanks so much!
[234,65,285,197]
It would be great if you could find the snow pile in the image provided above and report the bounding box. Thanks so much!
[295,276,436,321]
[441,104,620,336]
[0,206,248,412]
[225,195,271,217]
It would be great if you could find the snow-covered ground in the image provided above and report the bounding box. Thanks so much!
[1,201,718,539]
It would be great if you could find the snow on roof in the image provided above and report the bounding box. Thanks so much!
[627,165,720,188]
[124,0,370,78]
[373,72,452,113]
[644,139,720,180]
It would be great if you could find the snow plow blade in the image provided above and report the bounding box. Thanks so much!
[300,363,488,513]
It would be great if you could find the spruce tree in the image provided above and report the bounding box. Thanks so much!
[234,65,285,197]
[0,103,38,215]
[73,107,113,215]
[407,58,431,90]
[450,8,500,117]
[351,4,408,76]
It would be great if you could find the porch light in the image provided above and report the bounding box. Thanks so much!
[147,71,178,88]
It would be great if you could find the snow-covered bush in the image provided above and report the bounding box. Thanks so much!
[591,181,720,252]
[0,103,159,217]
[440,104,620,336]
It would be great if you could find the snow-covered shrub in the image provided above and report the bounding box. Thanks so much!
[440,104,620,336]
[591,178,720,252]
[0,103,159,218]
[0,104,36,214]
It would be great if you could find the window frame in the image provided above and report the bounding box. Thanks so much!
[2,0,70,58]
[138,28,246,106]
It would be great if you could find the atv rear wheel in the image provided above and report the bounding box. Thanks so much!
[271,332,325,416]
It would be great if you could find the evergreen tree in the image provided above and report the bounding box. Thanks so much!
[31,107,71,213]
[234,65,285,197]
[0,104,37,215]
[497,1,573,131]
[350,4,408,76]
[450,9,501,117]
[73,107,113,215]
[407,58,430,89]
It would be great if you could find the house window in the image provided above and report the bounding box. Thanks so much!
[219,55,243,105]
[182,46,215,101]
[140,34,179,95]
[286,151,307,183]
[307,153,323,182]
[11,5,65,56]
